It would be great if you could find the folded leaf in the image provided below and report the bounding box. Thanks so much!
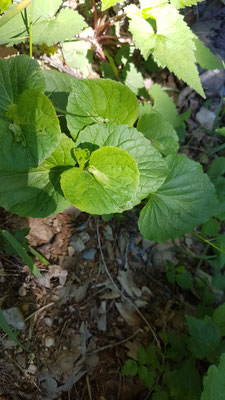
[66,78,139,138]
[61,146,139,214]
[138,154,217,241]
[76,122,168,203]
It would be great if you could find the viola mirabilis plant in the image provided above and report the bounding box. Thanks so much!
[0,55,217,242]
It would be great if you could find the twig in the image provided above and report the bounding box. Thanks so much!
[89,328,142,355]
[25,302,54,321]
[86,375,92,400]
[96,219,161,349]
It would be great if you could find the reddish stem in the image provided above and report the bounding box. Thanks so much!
[91,0,98,32]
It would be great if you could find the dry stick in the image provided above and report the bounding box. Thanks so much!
[86,375,92,400]
[89,328,141,355]
[25,302,54,321]
[96,219,161,349]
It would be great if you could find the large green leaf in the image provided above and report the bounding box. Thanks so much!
[42,69,76,111]
[126,4,205,97]
[0,135,74,217]
[138,154,217,242]
[66,78,139,139]
[201,353,225,400]
[33,0,62,20]
[149,84,181,128]
[0,55,45,117]
[61,146,139,214]
[0,89,60,171]
[76,123,168,204]
[137,111,179,156]
[32,8,87,46]
[186,316,221,360]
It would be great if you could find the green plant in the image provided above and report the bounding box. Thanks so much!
[122,303,225,399]
[0,54,218,242]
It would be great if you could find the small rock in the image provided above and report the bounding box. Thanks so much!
[68,246,75,256]
[82,248,96,260]
[28,364,37,374]
[79,232,90,244]
[196,107,216,130]
[103,225,114,241]
[142,238,153,251]
[70,235,85,252]
[3,307,25,331]
[44,317,53,328]
[19,285,27,297]
[45,336,55,348]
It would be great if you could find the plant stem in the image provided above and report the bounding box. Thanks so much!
[91,0,98,32]
[29,0,32,58]
[192,232,225,255]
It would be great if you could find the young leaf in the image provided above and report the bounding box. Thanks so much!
[61,146,139,215]
[0,55,45,118]
[121,359,138,376]
[66,79,139,138]
[170,0,205,8]
[137,346,148,365]
[138,365,149,380]
[62,41,92,79]
[138,154,217,242]
[0,135,74,217]
[166,261,176,284]
[169,358,201,400]
[176,266,193,290]
[207,157,225,180]
[213,304,225,336]
[0,89,61,171]
[201,353,225,400]
[186,315,221,360]
[75,123,168,203]
[0,307,24,349]
[194,38,224,70]
[201,219,220,237]
[137,111,179,156]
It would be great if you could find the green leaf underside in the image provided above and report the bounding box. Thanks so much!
[186,315,221,359]
[66,78,139,139]
[137,111,179,155]
[0,89,60,171]
[0,55,45,118]
[0,3,87,46]
[170,0,204,8]
[75,123,168,204]
[138,154,217,242]
[194,38,224,70]
[0,135,74,218]
[149,84,181,128]
[61,146,140,215]
[126,4,205,97]
[201,354,225,400]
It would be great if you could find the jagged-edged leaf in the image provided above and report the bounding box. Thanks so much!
[76,123,168,203]
[170,0,204,8]
[121,360,138,376]
[169,358,201,400]
[0,55,45,117]
[186,315,221,360]
[0,135,74,217]
[102,0,121,11]
[123,63,145,94]
[138,154,217,242]
[0,90,60,171]
[137,111,179,155]
[125,5,156,60]
[61,146,139,215]
[201,353,225,400]
[66,79,139,139]
[176,266,193,290]
[201,219,220,237]
[149,84,181,128]
[32,8,87,46]
[207,157,225,180]
[194,38,224,70]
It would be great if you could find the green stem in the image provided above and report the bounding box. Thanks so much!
[29,0,32,58]
[192,232,225,255]
[24,244,50,266]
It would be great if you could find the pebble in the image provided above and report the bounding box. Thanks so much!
[45,336,55,348]
[79,232,90,244]
[28,364,37,374]
[82,248,96,260]
[70,235,85,252]
[68,245,75,256]
[196,107,216,130]
[3,307,25,331]
[44,317,53,328]
[103,225,114,241]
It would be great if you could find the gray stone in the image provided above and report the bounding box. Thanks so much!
[82,248,96,260]
[70,235,85,252]
[45,336,55,348]
[196,107,216,130]
[79,232,90,244]
[103,225,114,241]
[3,307,25,331]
